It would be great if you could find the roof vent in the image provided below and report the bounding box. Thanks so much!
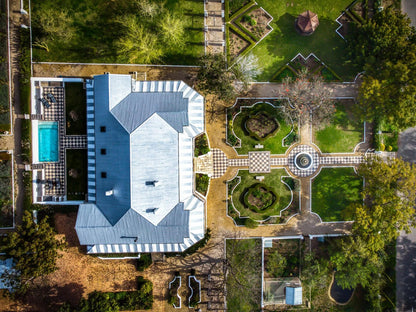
[146,208,159,214]
[145,180,160,187]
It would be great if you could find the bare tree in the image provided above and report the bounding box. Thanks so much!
[279,69,334,126]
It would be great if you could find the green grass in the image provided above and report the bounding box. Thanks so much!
[232,102,295,155]
[231,169,292,221]
[312,167,362,222]
[315,101,363,153]
[226,239,262,312]
[249,0,358,81]
[31,0,204,65]
[65,82,86,135]
[66,149,87,201]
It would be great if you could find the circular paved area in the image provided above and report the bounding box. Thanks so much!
[287,145,320,177]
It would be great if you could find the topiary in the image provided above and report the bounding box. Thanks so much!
[379,143,385,151]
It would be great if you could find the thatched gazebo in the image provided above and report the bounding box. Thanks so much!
[295,10,319,35]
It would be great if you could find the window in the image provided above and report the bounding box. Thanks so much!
[101,148,106,155]
[100,126,106,132]
[101,172,107,178]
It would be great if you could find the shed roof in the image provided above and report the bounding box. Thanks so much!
[296,10,319,34]
[286,286,303,305]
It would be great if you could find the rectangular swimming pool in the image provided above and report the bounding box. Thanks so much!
[38,121,59,162]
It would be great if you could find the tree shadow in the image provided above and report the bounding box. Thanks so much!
[23,282,85,312]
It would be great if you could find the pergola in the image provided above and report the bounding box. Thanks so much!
[295,10,319,35]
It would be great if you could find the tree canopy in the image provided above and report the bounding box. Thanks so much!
[0,211,66,292]
[330,157,416,289]
[280,69,334,126]
[347,8,416,129]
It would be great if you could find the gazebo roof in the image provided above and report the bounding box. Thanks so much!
[296,10,319,34]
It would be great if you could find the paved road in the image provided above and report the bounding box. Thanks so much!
[402,0,416,27]
[396,127,416,312]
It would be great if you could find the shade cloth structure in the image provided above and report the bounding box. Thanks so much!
[295,10,319,35]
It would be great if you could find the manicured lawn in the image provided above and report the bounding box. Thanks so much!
[0,153,12,227]
[226,239,262,312]
[66,149,87,201]
[315,101,363,153]
[312,167,362,222]
[232,102,295,155]
[65,82,86,135]
[231,169,292,221]
[31,0,204,65]
[250,0,357,81]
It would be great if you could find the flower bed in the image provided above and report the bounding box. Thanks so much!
[245,112,279,140]
[243,183,277,212]
[188,275,201,308]
[168,275,181,308]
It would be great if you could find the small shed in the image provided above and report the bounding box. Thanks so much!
[286,286,302,305]
[295,10,319,35]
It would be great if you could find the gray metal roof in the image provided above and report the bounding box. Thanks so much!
[111,92,188,133]
[76,203,189,245]
[75,75,206,250]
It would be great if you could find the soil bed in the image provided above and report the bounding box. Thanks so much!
[245,113,279,140]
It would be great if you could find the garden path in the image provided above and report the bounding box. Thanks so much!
[205,0,225,54]
[247,82,359,98]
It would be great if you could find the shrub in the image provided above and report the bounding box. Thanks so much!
[166,229,211,257]
[136,254,152,271]
[243,183,277,212]
[244,218,259,228]
[284,131,298,146]
[387,145,392,151]
[379,142,385,151]
[196,174,210,196]
[194,134,210,157]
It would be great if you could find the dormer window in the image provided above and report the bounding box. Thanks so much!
[101,148,106,155]
[100,126,106,132]
[101,172,107,178]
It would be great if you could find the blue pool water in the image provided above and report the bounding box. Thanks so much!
[38,122,59,162]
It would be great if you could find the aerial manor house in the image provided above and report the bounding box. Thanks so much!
[31,74,206,254]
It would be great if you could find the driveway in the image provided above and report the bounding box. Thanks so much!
[396,127,416,312]
[402,0,416,27]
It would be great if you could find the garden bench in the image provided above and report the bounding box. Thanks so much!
[255,176,264,181]
[254,144,264,149]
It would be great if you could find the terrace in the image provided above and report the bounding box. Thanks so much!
[30,77,87,204]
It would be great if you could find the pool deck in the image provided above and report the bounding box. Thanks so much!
[31,78,87,203]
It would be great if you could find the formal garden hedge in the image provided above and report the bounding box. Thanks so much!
[58,277,153,311]
[245,112,279,141]
[243,183,277,213]
[188,276,201,308]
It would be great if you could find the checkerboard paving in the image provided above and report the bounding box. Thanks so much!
[270,157,288,167]
[228,158,249,167]
[287,145,320,177]
[43,87,64,122]
[63,135,87,149]
[248,151,271,173]
[320,155,365,165]
[212,149,228,178]
[44,163,65,196]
